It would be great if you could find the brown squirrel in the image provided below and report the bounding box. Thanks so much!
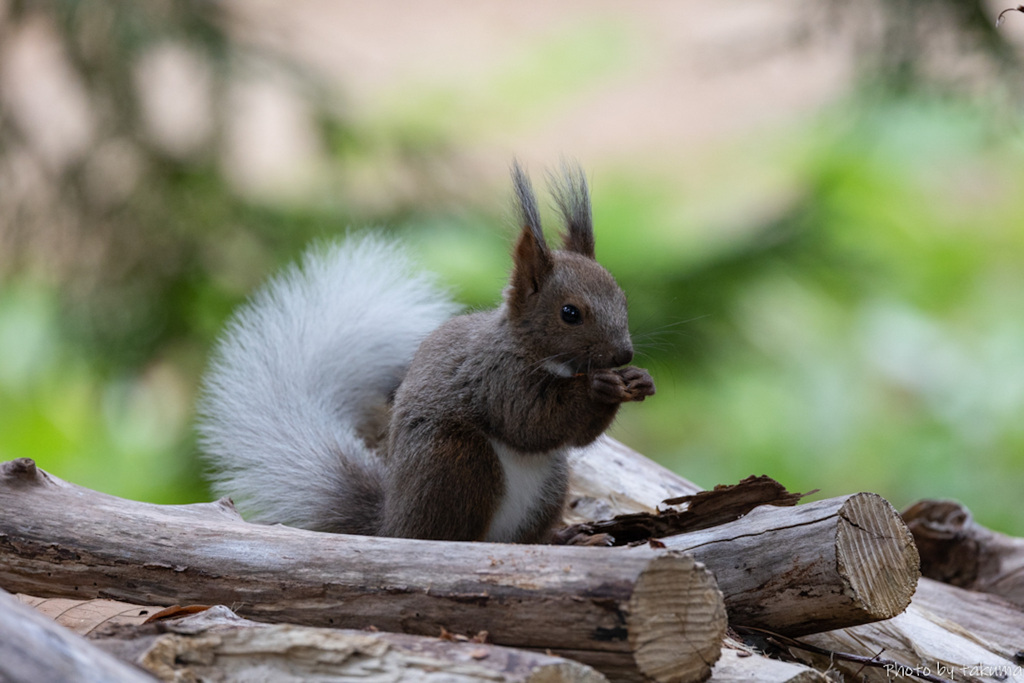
[198,161,655,543]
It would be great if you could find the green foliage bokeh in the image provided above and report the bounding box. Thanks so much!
[1,1,1023,534]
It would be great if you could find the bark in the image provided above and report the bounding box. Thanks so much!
[567,439,1024,683]
[0,588,154,683]
[661,492,920,636]
[567,439,919,637]
[559,475,807,545]
[903,498,1024,608]
[0,457,726,683]
[16,596,609,683]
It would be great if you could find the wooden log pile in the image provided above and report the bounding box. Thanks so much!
[2,435,1023,682]
[567,438,1024,683]
[0,456,724,683]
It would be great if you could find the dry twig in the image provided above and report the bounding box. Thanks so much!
[997,5,1024,27]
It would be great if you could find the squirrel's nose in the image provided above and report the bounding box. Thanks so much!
[612,346,633,367]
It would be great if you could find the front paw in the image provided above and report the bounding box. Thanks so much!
[589,368,628,404]
[589,367,655,404]
[619,366,655,402]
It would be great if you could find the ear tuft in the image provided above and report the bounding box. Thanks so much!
[507,161,553,317]
[549,160,595,258]
[511,159,546,251]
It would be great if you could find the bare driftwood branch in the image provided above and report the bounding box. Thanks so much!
[903,498,1024,608]
[566,439,919,637]
[0,588,154,683]
[0,458,726,683]
[15,594,609,683]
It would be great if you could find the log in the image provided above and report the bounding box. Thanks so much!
[16,594,609,683]
[0,458,726,683]
[132,612,608,683]
[911,577,1024,664]
[566,435,702,524]
[568,439,1024,683]
[903,498,1024,608]
[0,588,154,683]
[794,579,1024,683]
[568,439,919,636]
[564,444,829,682]
[661,492,919,636]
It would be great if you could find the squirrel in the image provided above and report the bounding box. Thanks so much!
[197,161,655,544]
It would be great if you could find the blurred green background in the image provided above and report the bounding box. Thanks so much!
[2,0,1023,533]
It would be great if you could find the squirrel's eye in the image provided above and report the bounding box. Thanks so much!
[561,304,583,325]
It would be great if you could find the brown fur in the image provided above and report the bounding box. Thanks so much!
[373,162,655,542]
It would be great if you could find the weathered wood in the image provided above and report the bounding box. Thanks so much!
[0,588,155,683]
[565,435,701,524]
[18,595,609,683]
[910,577,1024,665]
[567,439,919,637]
[796,580,1024,683]
[0,458,726,683]
[559,475,807,545]
[661,492,919,636]
[709,647,828,682]
[903,498,1024,608]
[570,439,1024,682]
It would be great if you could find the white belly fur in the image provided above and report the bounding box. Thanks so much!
[485,440,567,543]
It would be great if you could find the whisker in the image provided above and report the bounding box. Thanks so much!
[631,314,711,355]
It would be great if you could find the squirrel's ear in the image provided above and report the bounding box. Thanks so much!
[550,162,595,259]
[508,225,554,315]
[508,162,553,314]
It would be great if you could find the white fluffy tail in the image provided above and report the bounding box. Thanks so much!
[197,234,458,532]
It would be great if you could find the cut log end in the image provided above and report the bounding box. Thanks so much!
[627,552,726,683]
[836,492,919,621]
